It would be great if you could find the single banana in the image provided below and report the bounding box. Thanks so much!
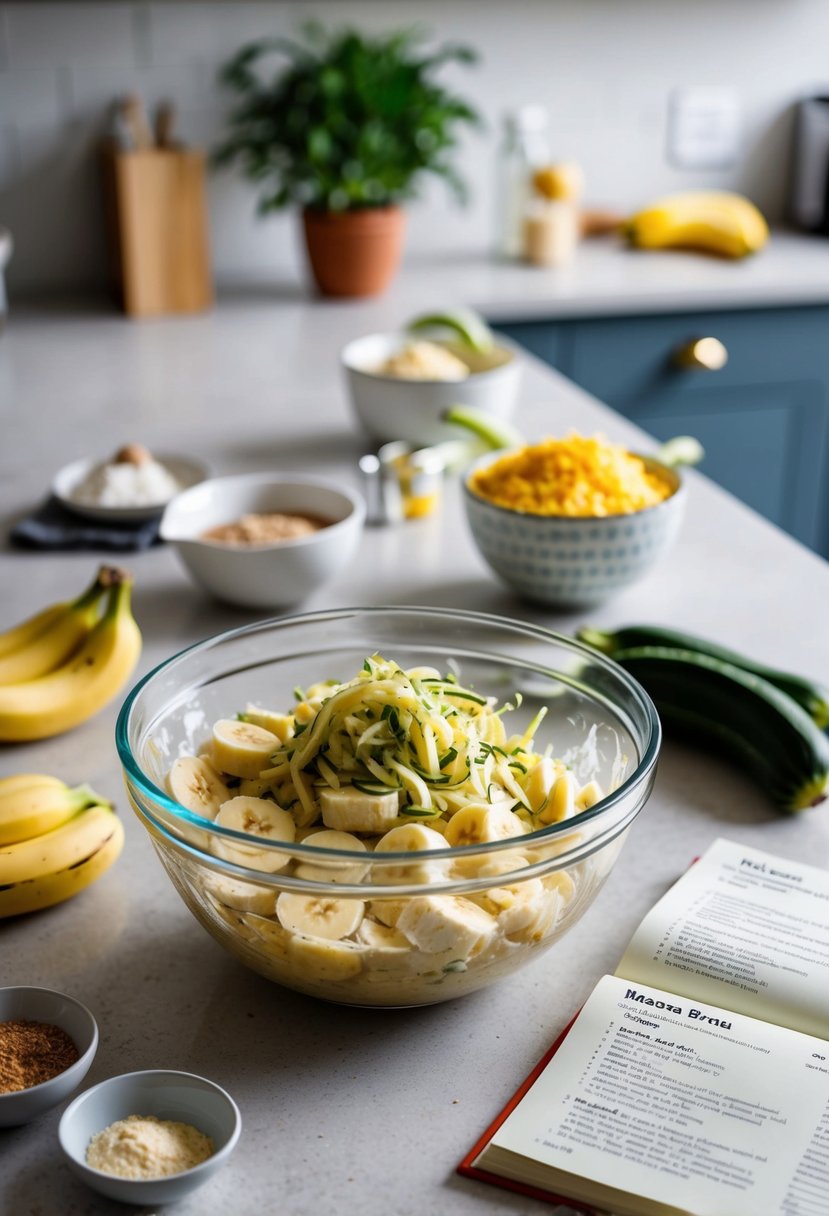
[319,785,400,833]
[372,823,449,885]
[0,802,121,887]
[0,570,106,686]
[168,755,230,819]
[396,894,497,957]
[0,571,142,742]
[276,891,365,940]
[0,813,124,919]
[0,595,72,661]
[0,773,66,797]
[444,803,525,847]
[212,795,296,872]
[625,191,768,258]
[0,778,108,846]
[212,718,280,779]
[294,830,369,883]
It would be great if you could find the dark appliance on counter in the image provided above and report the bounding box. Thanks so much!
[789,97,829,234]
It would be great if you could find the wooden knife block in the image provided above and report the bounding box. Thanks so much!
[104,148,213,317]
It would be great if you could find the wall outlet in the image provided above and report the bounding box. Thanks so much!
[667,88,742,169]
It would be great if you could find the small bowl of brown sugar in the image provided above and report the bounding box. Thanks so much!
[0,986,98,1126]
[160,472,365,609]
[58,1069,241,1205]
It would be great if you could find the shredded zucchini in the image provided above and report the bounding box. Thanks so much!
[253,655,563,830]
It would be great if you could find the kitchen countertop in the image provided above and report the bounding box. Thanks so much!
[348,230,829,321]
[2,295,829,1216]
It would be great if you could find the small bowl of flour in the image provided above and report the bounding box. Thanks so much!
[54,444,207,523]
[58,1069,241,1205]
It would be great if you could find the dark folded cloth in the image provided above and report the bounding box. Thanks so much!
[10,496,163,552]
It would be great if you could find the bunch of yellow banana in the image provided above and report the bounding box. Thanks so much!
[0,773,124,917]
[624,191,769,259]
[0,566,142,741]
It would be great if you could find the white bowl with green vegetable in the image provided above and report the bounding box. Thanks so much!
[342,310,522,446]
[117,607,660,1008]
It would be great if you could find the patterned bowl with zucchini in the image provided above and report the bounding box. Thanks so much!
[117,607,660,1007]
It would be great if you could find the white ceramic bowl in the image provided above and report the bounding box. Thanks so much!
[54,454,208,523]
[342,331,522,447]
[463,450,686,608]
[159,473,365,610]
[0,986,98,1127]
[58,1069,241,1206]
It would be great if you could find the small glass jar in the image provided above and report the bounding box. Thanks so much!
[494,105,550,258]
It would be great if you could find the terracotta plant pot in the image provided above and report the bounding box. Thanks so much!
[302,206,406,298]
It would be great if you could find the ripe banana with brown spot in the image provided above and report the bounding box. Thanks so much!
[0,802,124,918]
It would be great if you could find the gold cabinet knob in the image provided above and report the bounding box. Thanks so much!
[673,336,728,371]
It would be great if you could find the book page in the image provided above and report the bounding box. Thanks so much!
[485,974,829,1216]
[615,837,829,1039]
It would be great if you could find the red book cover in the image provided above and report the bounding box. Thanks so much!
[457,1014,599,1213]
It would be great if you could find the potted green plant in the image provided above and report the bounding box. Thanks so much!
[215,23,480,297]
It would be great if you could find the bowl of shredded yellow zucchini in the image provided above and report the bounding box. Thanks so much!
[463,433,685,608]
[118,607,660,1007]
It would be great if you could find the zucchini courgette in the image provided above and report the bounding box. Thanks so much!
[578,624,829,729]
[608,645,829,813]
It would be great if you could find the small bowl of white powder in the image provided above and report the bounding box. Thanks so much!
[58,1069,241,1205]
[54,444,207,523]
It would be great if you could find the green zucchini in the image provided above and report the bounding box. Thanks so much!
[608,645,829,813]
[578,625,829,729]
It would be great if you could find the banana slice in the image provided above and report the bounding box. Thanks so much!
[168,755,230,819]
[444,803,524,848]
[212,719,280,779]
[276,892,365,941]
[471,878,547,936]
[287,935,363,983]
[368,898,408,927]
[575,780,604,811]
[212,796,296,873]
[524,757,562,815]
[356,917,410,950]
[506,886,564,944]
[294,830,369,883]
[544,869,576,903]
[201,872,277,915]
[320,786,400,833]
[241,912,292,960]
[397,895,497,957]
[537,771,576,825]
[372,824,449,885]
[240,704,294,741]
[204,893,259,942]
[451,849,529,880]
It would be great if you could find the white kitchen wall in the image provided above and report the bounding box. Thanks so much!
[0,0,827,293]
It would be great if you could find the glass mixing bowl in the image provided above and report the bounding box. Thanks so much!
[116,607,660,1007]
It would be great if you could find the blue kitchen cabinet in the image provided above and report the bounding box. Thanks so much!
[497,306,829,557]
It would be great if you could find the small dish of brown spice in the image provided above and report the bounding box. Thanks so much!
[201,511,331,547]
[0,986,98,1127]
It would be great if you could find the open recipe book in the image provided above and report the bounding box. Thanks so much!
[460,838,829,1216]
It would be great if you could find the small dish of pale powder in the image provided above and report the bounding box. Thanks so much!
[86,1114,214,1179]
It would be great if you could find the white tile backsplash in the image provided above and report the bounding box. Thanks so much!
[0,0,828,292]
